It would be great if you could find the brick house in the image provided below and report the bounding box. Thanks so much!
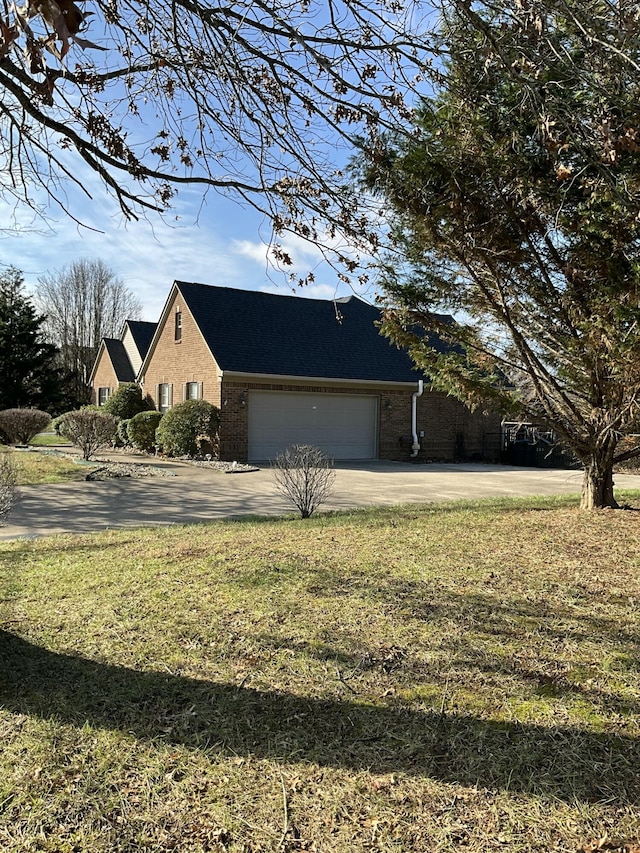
[89,320,157,405]
[135,281,502,463]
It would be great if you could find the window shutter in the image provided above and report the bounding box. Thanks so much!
[198,382,203,400]
[169,384,173,407]
[182,383,187,402]
[155,384,160,408]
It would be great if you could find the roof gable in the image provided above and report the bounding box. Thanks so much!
[125,320,157,361]
[173,282,444,383]
[103,338,136,383]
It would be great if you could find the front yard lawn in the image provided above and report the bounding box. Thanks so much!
[28,431,71,447]
[1,447,92,484]
[1,499,639,851]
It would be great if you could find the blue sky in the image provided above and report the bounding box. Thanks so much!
[0,0,398,323]
[0,163,375,322]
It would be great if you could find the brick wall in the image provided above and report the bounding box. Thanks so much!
[141,288,222,409]
[377,387,501,462]
[218,380,502,463]
[90,350,119,405]
[219,382,249,460]
[414,390,502,462]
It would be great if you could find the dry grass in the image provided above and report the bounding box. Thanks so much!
[1,496,639,851]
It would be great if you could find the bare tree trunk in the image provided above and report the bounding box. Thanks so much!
[580,446,618,510]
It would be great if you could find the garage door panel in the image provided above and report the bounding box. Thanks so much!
[248,392,377,460]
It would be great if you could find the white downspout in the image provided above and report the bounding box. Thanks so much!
[410,379,424,457]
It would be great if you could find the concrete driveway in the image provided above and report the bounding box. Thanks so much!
[2,457,640,540]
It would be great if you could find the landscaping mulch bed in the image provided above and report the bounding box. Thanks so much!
[188,459,259,473]
[85,461,177,480]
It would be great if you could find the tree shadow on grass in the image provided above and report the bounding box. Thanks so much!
[1,631,638,805]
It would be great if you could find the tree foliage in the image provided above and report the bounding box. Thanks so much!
[0,0,440,271]
[361,0,640,509]
[0,267,63,411]
[34,259,141,406]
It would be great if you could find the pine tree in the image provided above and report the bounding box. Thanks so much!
[0,268,63,411]
[361,0,640,510]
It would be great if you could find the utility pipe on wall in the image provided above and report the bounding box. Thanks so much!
[411,379,424,457]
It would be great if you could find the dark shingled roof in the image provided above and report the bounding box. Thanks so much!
[175,282,450,383]
[103,338,136,383]
[126,320,157,360]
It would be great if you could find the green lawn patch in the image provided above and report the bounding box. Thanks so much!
[1,500,639,850]
[0,447,91,485]
[29,431,71,447]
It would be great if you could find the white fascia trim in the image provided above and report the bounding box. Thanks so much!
[87,339,107,386]
[138,282,179,378]
[220,370,428,388]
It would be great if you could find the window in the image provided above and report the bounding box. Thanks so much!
[174,311,182,341]
[184,382,201,401]
[98,387,111,406]
[158,383,173,413]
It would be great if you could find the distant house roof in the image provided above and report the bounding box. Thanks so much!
[169,282,449,383]
[103,338,136,383]
[125,320,157,361]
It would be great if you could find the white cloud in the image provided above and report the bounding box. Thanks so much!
[233,239,272,265]
[0,165,273,320]
[232,227,344,271]
[258,280,343,301]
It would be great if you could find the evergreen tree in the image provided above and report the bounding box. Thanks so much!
[362,0,640,510]
[0,268,64,411]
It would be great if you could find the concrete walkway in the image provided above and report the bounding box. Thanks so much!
[2,453,640,540]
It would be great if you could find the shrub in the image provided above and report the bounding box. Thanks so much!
[52,406,99,437]
[57,409,119,460]
[51,413,66,436]
[128,410,163,452]
[272,444,336,518]
[103,383,152,420]
[0,454,16,524]
[155,400,220,457]
[0,409,51,445]
[117,418,131,447]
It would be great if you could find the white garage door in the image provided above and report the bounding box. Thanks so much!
[248,391,378,461]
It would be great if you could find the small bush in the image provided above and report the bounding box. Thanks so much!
[51,414,66,436]
[0,454,16,524]
[103,383,152,420]
[272,444,336,518]
[0,409,51,445]
[117,418,131,447]
[58,410,119,460]
[128,411,163,452]
[155,400,220,457]
[53,406,99,436]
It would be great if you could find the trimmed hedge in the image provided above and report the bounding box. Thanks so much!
[0,409,51,445]
[103,383,152,420]
[117,418,132,447]
[58,409,119,460]
[128,411,163,452]
[52,406,99,436]
[155,400,220,457]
